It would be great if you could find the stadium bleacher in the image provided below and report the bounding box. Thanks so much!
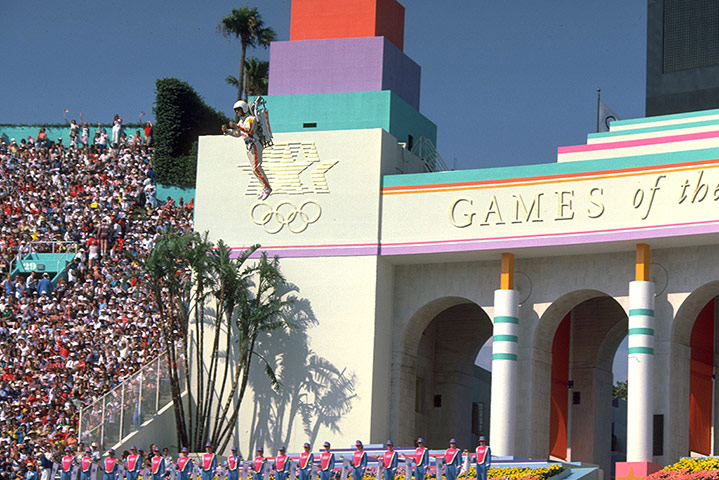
[0,129,193,476]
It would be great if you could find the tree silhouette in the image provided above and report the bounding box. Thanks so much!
[226,57,270,97]
[218,6,276,101]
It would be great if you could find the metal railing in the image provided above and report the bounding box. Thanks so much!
[8,240,79,275]
[78,349,186,451]
[410,136,450,172]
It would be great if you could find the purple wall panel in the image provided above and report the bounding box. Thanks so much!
[381,38,421,109]
[268,37,421,110]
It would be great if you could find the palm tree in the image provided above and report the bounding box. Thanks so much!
[136,231,293,451]
[226,57,270,97]
[218,6,276,101]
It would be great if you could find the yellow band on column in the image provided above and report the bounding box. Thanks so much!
[501,253,514,290]
[636,243,650,281]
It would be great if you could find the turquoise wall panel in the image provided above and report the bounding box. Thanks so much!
[264,91,436,145]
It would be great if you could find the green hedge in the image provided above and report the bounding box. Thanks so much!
[154,78,230,188]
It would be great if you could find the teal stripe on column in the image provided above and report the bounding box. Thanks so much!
[628,346,654,355]
[492,353,518,361]
[628,328,655,335]
[494,316,519,324]
[493,335,518,342]
[629,308,655,317]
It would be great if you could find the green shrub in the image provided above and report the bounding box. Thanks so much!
[154,78,230,188]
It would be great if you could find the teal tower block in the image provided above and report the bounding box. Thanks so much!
[264,90,437,146]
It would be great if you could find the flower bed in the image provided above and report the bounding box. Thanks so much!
[646,457,719,480]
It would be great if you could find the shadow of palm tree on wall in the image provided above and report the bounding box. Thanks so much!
[247,288,358,454]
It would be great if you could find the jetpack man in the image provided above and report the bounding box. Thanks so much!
[223,99,273,200]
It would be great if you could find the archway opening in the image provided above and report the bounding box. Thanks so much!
[546,295,627,474]
[412,302,492,447]
[669,281,719,459]
[688,296,718,456]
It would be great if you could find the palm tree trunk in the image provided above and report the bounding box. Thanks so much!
[210,303,235,442]
[239,44,247,101]
[217,334,256,452]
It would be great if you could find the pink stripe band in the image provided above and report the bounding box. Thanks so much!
[557,130,719,154]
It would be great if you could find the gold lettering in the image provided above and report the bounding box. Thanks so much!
[512,193,544,224]
[691,170,708,203]
[587,187,604,218]
[555,191,574,220]
[480,195,505,225]
[449,198,475,228]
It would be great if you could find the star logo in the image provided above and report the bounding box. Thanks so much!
[616,466,646,480]
[239,142,338,196]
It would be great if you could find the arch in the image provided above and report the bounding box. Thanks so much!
[668,281,719,458]
[533,289,609,355]
[530,290,627,475]
[391,296,492,447]
[671,281,719,346]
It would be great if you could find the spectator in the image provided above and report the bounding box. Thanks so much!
[143,121,153,148]
[36,274,51,297]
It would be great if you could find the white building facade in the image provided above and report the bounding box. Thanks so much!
[194,109,719,474]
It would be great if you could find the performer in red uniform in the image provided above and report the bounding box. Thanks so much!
[444,439,462,480]
[103,449,120,480]
[319,442,335,480]
[414,438,429,480]
[274,446,290,480]
[60,447,75,480]
[381,441,398,480]
[177,448,194,480]
[227,447,240,480]
[126,446,141,480]
[298,442,314,480]
[253,447,268,480]
[474,436,491,480]
[201,443,218,480]
[351,441,367,480]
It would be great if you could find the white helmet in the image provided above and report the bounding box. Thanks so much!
[233,100,249,114]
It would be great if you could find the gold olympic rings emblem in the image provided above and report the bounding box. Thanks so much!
[250,200,322,234]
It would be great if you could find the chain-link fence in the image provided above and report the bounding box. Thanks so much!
[78,350,185,450]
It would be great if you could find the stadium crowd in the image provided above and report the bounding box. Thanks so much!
[0,122,193,479]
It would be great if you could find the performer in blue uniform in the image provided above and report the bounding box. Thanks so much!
[444,439,462,480]
[151,447,167,480]
[103,449,120,480]
[252,447,268,480]
[381,441,398,480]
[125,446,142,480]
[274,446,290,480]
[298,443,314,480]
[226,447,240,480]
[176,447,194,480]
[201,443,218,480]
[474,437,491,480]
[351,441,367,480]
[60,447,76,480]
[79,449,93,480]
[319,442,334,480]
[413,438,429,480]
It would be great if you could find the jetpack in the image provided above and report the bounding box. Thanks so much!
[250,96,274,148]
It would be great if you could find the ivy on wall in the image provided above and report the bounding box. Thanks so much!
[154,78,230,188]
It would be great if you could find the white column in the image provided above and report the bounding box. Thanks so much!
[627,280,655,462]
[490,288,519,457]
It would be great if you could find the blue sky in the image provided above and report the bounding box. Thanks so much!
[3,1,646,171]
[4,0,640,380]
